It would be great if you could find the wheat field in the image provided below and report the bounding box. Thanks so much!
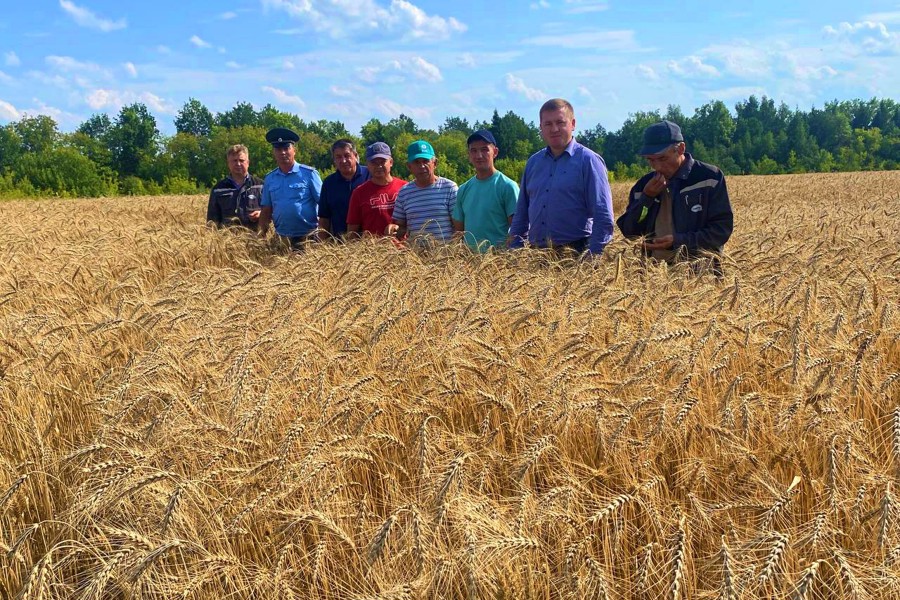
[1,171,898,599]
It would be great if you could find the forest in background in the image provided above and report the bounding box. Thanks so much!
[1,95,899,198]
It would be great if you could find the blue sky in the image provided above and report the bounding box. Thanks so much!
[1,1,899,136]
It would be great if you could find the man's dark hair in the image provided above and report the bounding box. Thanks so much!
[331,139,357,154]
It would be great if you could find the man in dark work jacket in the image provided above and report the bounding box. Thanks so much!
[617,120,733,271]
[207,144,265,231]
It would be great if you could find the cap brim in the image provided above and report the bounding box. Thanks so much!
[639,143,671,156]
[367,153,392,161]
[408,153,434,161]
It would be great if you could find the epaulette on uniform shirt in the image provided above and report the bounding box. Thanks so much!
[298,164,316,173]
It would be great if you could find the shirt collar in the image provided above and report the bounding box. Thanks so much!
[544,137,577,158]
[277,162,301,175]
[227,174,250,187]
[673,153,694,180]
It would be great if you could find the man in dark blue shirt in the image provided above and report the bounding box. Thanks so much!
[317,139,369,241]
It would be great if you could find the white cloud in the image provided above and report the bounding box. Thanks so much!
[262,0,466,41]
[262,85,306,111]
[357,60,404,83]
[457,53,476,68]
[225,61,242,69]
[190,35,212,49]
[701,85,767,101]
[410,56,442,82]
[862,11,900,24]
[0,70,13,84]
[85,89,176,113]
[702,43,771,78]
[59,0,126,32]
[792,64,838,80]
[823,21,900,55]
[219,11,237,20]
[374,98,431,120]
[564,0,610,14]
[283,59,296,69]
[577,86,593,99]
[4,51,20,67]
[330,85,354,97]
[505,73,545,101]
[123,62,137,78]
[525,30,638,52]
[530,1,551,8]
[668,55,720,78]
[46,55,107,74]
[157,45,172,55]
[0,99,20,120]
[636,64,659,80]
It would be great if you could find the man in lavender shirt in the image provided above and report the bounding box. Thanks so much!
[509,98,614,256]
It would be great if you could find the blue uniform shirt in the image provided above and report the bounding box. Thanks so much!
[509,138,614,254]
[262,162,323,237]
[318,165,370,236]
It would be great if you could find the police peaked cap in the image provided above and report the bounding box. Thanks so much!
[266,127,300,146]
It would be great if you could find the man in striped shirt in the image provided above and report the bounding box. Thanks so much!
[388,140,458,245]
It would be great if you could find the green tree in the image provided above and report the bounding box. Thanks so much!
[360,118,386,145]
[175,98,214,137]
[578,123,607,154]
[216,102,258,129]
[439,116,471,135]
[256,103,302,131]
[0,125,22,172]
[109,103,159,178]
[490,110,541,160]
[15,147,117,197]
[690,101,734,150]
[14,115,59,153]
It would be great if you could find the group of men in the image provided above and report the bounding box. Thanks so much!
[207,98,734,265]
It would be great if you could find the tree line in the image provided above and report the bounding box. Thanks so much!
[1,95,899,198]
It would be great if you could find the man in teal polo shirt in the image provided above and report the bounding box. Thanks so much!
[258,127,323,249]
[452,129,519,251]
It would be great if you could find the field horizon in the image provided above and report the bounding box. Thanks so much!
[1,171,898,599]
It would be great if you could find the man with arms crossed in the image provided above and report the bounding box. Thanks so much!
[258,127,323,250]
[509,98,614,256]
[388,140,458,245]
[616,120,733,267]
[346,142,405,239]
[318,139,369,240]
[206,144,264,230]
[451,129,519,252]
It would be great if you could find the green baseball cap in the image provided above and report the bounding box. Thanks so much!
[407,140,435,161]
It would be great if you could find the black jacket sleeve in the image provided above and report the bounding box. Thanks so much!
[616,175,656,239]
[206,186,221,225]
[672,173,733,252]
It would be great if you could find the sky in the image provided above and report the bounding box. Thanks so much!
[1,1,899,136]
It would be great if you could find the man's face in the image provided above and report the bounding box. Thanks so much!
[228,152,249,181]
[333,146,358,179]
[408,157,436,184]
[467,141,498,175]
[643,143,686,179]
[272,143,296,171]
[367,157,393,183]
[540,108,576,152]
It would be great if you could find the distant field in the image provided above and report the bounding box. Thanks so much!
[1,172,898,599]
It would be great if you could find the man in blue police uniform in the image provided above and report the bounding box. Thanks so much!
[617,120,733,271]
[258,127,323,249]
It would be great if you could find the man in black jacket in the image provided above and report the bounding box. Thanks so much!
[617,121,733,266]
[206,144,264,230]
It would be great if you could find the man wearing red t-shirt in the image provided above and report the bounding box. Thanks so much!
[346,142,406,239]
